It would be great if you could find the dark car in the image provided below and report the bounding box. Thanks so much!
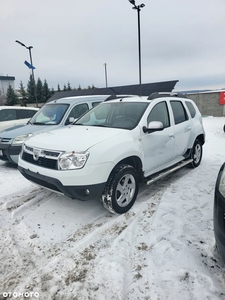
[214,163,225,263]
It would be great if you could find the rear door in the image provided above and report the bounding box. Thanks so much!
[169,100,192,158]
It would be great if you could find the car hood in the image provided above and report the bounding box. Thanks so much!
[25,125,125,151]
[0,124,59,139]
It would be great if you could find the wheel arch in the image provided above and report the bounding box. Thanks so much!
[112,156,143,182]
[196,133,205,146]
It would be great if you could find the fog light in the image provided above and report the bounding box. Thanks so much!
[85,189,90,195]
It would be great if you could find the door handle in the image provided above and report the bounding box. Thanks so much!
[169,133,175,138]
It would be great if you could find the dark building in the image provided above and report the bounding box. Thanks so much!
[48,80,178,101]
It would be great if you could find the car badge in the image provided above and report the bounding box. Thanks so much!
[33,149,41,161]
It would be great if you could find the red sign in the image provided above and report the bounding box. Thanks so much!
[219,92,225,105]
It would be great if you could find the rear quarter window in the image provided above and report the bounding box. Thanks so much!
[92,102,101,108]
[185,101,196,118]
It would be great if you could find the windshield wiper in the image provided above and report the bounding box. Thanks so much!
[92,124,106,127]
[32,122,46,125]
[73,124,106,127]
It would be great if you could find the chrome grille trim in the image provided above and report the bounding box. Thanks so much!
[22,144,64,170]
[23,144,63,160]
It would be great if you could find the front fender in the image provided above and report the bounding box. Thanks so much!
[87,129,144,168]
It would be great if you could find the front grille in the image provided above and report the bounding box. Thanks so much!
[42,150,60,158]
[0,137,12,143]
[26,145,33,152]
[22,152,58,170]
[22,144,62,170]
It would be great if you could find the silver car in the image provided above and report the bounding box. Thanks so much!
[0,95,110,164]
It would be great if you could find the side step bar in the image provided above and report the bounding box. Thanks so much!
[146,159,193,185]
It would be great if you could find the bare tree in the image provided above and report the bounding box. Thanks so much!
[0,90,6,105]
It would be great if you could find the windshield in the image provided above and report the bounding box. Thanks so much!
[75,102,149,130]
[30,104,69,125]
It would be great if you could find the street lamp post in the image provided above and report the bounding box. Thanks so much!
[103,63,108,88]
[15,40,38,107]
[128,0,145,96]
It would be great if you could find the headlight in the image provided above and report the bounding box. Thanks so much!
[218,164,225,198]
[58,151,89,170]
[12,134,33,145]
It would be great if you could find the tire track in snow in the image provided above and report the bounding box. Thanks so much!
[18,168,191,299]
[0,164,208,299]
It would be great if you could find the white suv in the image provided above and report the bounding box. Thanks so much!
[18,93,205,214]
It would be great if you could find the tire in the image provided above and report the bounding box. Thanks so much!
[189,139,202,168]
[101,164,139,214]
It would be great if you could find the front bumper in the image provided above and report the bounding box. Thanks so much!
[0,142,21,164]
[18,166,106,201]
[214,163,225,263]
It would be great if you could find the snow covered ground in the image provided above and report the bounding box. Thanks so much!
[0,116,225,300]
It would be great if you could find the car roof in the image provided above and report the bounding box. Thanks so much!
[47,95,114,105]
[103,92,189,104]
[0,106,38,110]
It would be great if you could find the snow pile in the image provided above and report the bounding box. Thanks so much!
[0,117,225,299]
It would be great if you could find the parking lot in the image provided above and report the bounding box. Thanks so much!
[1,116,225,300]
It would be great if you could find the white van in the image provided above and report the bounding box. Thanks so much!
[0,106,39,132]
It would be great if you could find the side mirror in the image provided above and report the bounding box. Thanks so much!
[143,121,164,133]
[69,117,76,123]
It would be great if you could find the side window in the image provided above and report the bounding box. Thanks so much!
[147,101,170,128]
[185,101,196,118]
[16,109,37,119]
[66,103,89,124]
[92,102,101,108]
[170,101,188,125]
[0,109,17,122]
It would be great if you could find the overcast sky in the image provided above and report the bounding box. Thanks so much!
[1,0,225,92]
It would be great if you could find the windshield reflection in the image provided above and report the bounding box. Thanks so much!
[30,104,69,125]
[75,102,148,130]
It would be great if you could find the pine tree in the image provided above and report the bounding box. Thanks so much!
[5,84,18,106]
[27,74,36,103]
[63,84,67,91]
[19,81,28,106]
[42,79,51,102]
[0,90,6,105]
[57,84,61,92]
[36,78,44,103]
[67,82,72,91]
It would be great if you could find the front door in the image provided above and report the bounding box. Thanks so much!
[141,101,175,175]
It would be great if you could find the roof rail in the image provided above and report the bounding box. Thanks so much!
[104,95,136,101]
[147,92,187,100]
